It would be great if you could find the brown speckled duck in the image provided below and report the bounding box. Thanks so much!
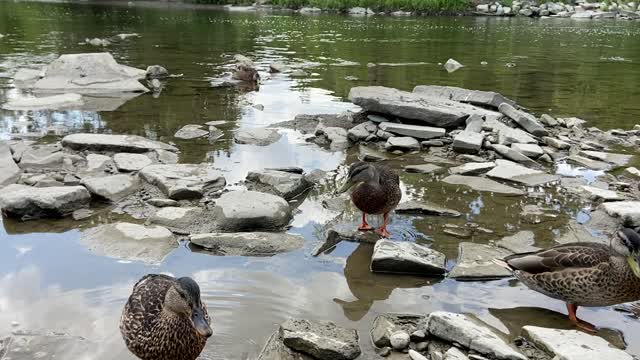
[120,274,213,360]
[338,161,402,238]
[495,228,640,332]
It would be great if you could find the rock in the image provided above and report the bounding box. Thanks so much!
[379,122,446,140]
[257,331,315,360]
[347,121,377,142]
[314,223,380,255]
[13,68,44,84]
[453,131,484,154]
[396,200,461,217]
[542,136,570,150]
[1,332,96,360]
[522,326,633,360]
[445,348,469,360]
[444,59,464,73]
[148,206,204,233]
[498,104,547,136]
[442,175,525,196]
[290,69,308,77]
[449,162,496,176]
[562,117,587,128]
[62,133,177,153]
[428,312,525,360]
[72,208,94,220]
[510,143,544,158]
[486,160,560,186]
[81,174,139,201]
[410,349,430,360]
[113,153,153,172]
[280,318,361,360]
[147,198,178,207]
[232,54,259,82]
[371,240,446,275]
[484,119,537,145]
[411,330,427,342]
[519,8,534,15]
[477,4,490,11]
[496,231,540,253]
[567,155,610,170]
[385,137,420,152]
[246,169,310,200]
[599,201,640,226]
[174,124,209,139]
[358,145,388,162]
[490,145,538,167]
[0,184,90,219]
[624,167,640,178]
[413,86,516,110]
[448,243,513,280]
[269,62,289,73]
[390,330,411,350]
[17,143,65,170]
[404,164,443,174]
[465,114,484,133]
[0,143,21,187]
[139,164,226,200]
[80,222,175,263]
[145,65,169,79]
[212,190,291,231]
[316,126,349,150]
[82,153,111,174]
[33,53,148,93]
[423,140,445,147]
[581,185,623,201]
[579,150,633,167]
[539,114,558,127]
[234,128,281,146]
[2,93,84,111]
[86,37,110,46]
[190,232,304,256]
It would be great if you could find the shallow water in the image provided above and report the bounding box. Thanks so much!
[1,2,640,358]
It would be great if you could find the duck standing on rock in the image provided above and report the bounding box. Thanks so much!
[337,161,402,238]
[495,228,640,332]
[120,274,213,360]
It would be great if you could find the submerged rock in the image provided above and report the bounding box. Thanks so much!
[62,133,177,153]
[232,54,260,82]
[190,232,304,256]
[139,164,226,200]
[234,128,281,146]
[0,184,90,219]
[145,65,169,79]
[81,174,139,202]
[413,85,516,110]
[486,159,560,186]
[2,93,84,111]
[1,332,96,360]
[246,169,310,200]
[174,124,209,140]
[0,143,21,187]
[280,318,361,360]
[396,200,461,217]
[442,175,525,196]
[496,231,540,253]
[371,240,447,276]
[522,326,633,360]
[443,59,464,73]
[211,190,292,231]
[448,243,513,280]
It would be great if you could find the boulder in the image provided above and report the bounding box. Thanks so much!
[442,175,525,196]
[62,133,177,153]
[379,122,446,140]
[428,312,526,360]
[448,243,513,280]
[413,85,516,110]
[385,137,421,152]
[234,128,281,146]
[2,93,84,111]
[396,200,461,217]
[232,54,259,82]
[145,65,169,79]
[81,174,139,201]
[80,222,176,263]
[443,59,464,73]
[246,169,310,200]
[486,160,560,186]
[522,326,633,360]
[0,184,90,219]
[139,164,226,200]
[212,190,292,231]
[510,143,544,158]
[280,319,361,360]
[404,164,443,174]
[174,124,209,139]
[190,232,304,256]
[449,162,496,176]
[0,143,21,187]
[498,103,547,136]
[453,131,484,154]
[599,201,640,226]
[113,153,153,172]
[371,240,446,275]
[491,145,538,167]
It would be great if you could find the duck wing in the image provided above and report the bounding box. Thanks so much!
[122,274,176,336]
[504,242,612,274]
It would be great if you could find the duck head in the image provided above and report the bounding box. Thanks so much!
[337,161,380,194]
[615,228,640,278]
[164,277,213,338]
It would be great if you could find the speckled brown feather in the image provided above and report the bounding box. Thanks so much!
[120,274,210,360]
[350,163,401,215]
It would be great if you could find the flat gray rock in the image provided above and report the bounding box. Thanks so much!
[385,137,420,152]
[522,326,633,360]
[190,232,304,256]
[18,143,65,170]
[113,152,153,172]
[234,128,281,146]
[496,231,541,253]
[246,169,310,200]
[84,153,112,174]
[428,312,526,360]
[0,184,90,219]
[396,200,461,217]
[442,175,525,196]
[498,103,547,136]
[139,164,226,200]
[80,222,176,264]
[1,332,95,360]
[62,133,177,153]
[404,164,443,174]
[599,201,640,227]
[491,144,538,167]
[448,242,513,280]
[449,162,496,176]
[379,122,446,140]
[579,150,633,167]
[174,124,209,139]
[567,155,610,170]
[511,143,544,158]
[581,185,623,201]
[2,93,84,111]
[280,318,361,360]
[453,131,484,154]
[413,85,516,110]
[148,206,204,234]
[257,331,315,360]
[371,240,446,275]
[0,143,21,187]
[347,121,377,142]
[212,190,292,231]
[81,174,139,201]
[542,136,571,150]
[486,160,560,186]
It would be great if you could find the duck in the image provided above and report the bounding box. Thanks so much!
[337,161,402,238]
[120,274,213,360]
[495,228,640,332]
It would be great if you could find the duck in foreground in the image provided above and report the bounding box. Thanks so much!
[495,228,640,332]
[120,274,213,360]
[337,161,401,238]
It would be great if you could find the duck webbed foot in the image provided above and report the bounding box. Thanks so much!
[358,213,373,231]
[567,303,597,333]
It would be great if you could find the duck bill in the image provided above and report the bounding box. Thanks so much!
[337,179,355,194]
[628,256,640,278]
[192,308,213,338]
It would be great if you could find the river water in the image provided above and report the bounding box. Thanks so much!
[1,1,640,359]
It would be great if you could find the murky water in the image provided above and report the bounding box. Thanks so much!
[1,1,640,358]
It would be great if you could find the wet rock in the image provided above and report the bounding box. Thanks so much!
[246,169,310,200]
[486,160,560,186]
[212,190,292,231]
[0,143,21,187]
[490,144,537,167]
[13,68,44,85]
[81,174,139,202]
[80,222,176,264]
[567,155,610,170]
[498,103,547,137]
[449,162,496,176]
[599,201,640,226]
[358,145,388,162]
[62,133,177,153]
[139,164,226,200]
[453,131,484,154]
[448,243,513,280]
[174,124,209,139]
[2,93,84,111]
[1,332,95,360]
[0,184,90,219]
[444,59,464,73]
[410,349,430,360]
[404,164,443,174]
[269,62,289,73]
[442,175,525,196]
[371,240,446,275]
[234,128,282,146]
[190,232,304,256]
[379,122,446,140]
[385,137,420,152]
[413,85,515,110]
[522,326,633,360]
[316,126,349,150]
[290,69,308,77]
[145,65,169,79]
[428,312,525,360]
[510,143,543,158]
[347,121,377,142]
[232,54,259,82]
[146,198,178,207]
[539,114,558,127]
[581,185,623,201]
[314,223,380,255]
[396,200,461,217]
[72,208,93,220]
[280,318,361,360]
[624,167,640,178]
[32,53,148,93]
[496,231,540,253]
[579,150,633,167]
[113,153,153,172]
[390,330,411,350]
[208,125,224,143]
